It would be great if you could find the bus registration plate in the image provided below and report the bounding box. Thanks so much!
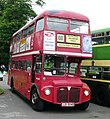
[61,103,75,107]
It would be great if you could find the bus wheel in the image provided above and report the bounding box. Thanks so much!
[95,86,109,106]
[31,88,45,111]
[10,79,15,93]
[76,101,89,110]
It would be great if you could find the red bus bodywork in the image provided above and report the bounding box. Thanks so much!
[8,10,92,111]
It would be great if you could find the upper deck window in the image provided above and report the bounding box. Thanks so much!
[92,38,104,45]
[70,20,89,34]
[23,28,28,37]
[47,17,68,32]
[16,33,21,41]
[36,18,44,32]
[29,24,34,34]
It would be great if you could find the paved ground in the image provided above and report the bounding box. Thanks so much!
[0,75,110,119]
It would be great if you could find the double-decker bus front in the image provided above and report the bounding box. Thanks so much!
[8,10,92,111]
[31,10,92,111]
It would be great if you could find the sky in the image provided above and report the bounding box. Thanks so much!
[32,0,110,31]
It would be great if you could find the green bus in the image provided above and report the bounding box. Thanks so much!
[81,28,110,106]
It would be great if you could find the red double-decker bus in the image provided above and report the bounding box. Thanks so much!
[8,10,92,111]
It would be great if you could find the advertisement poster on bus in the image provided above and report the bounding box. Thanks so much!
[20,38,26,52]
[82,35,92,53]
[16,42,19,53]
[26,36,31,51]
[66,35,80,44]
[44,31,55,50]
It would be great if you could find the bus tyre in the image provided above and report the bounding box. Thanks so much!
[76,101,89,110]
[95,86,109,106]
[31,88,45,111]
[10,79,15,93]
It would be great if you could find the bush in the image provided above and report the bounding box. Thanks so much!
[0,87,4,95]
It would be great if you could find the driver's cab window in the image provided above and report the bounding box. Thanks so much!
[44,54,66,76]
[35,55,42,73]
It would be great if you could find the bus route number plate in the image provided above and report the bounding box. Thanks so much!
[61,103,75,107]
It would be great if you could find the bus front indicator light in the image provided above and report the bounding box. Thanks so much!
[84,90,89,96]
[43,77,46,81]
[44,88,51,96]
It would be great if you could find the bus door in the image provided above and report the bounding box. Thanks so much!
[32,55,36,83]
[19,60,27,96]
[33,55,42,88]
[20,60,31,97]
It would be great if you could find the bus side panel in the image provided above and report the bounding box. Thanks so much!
[9,69,31,99]
[17,70,32,98]
[11,69,21,91]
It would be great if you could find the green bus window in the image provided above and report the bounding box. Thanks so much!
[88,67,102,79]
[106,37,110,44]
[103,67,110,80]
[92,32,104,45]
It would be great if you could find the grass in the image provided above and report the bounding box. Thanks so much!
[0,87,4,95]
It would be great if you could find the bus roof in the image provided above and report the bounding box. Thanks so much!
[37,10,89,21]
[13,10,89,37]
[92,27,110,34]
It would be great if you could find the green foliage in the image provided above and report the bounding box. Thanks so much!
[0,0,45,68]
[36,0,45,7]
[0,87,4,95]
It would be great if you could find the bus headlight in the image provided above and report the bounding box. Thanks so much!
[44,88,51,95]
[84,90,89,96]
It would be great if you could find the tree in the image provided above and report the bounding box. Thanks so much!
[0,0,45,68]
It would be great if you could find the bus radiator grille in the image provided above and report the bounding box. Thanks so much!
[69,87,80,102]
[57,87,68,102]
[57,87,80,102]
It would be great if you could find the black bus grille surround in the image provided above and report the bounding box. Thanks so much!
[57,87,80,102]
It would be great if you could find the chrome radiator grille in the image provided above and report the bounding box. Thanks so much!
[57,87,80,102]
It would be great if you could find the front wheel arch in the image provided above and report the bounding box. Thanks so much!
[30,87,45,111]
[30,85,40,98]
